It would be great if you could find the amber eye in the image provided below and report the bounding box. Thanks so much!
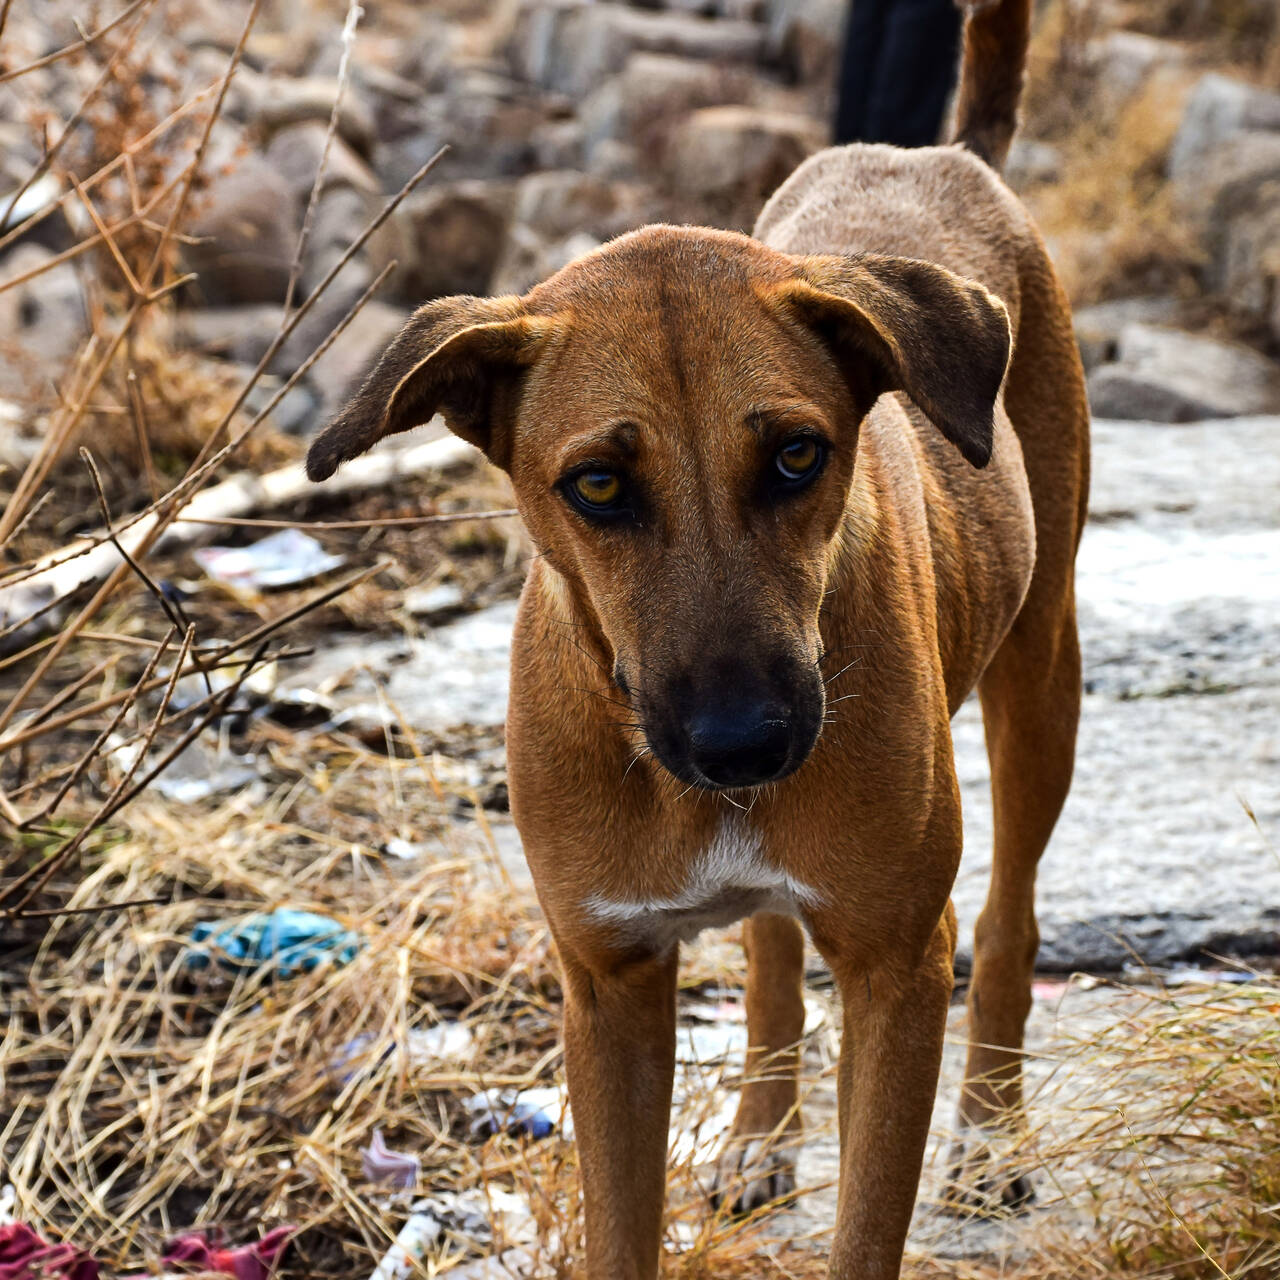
[570,470,623,510]
[774,436,823,483]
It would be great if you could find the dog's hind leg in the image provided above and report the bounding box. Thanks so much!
[951,588,1082,1210]
[711,912,806,1214]
[947,222,1090,1212]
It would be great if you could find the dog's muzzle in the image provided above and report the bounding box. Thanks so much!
[642,663,824,791]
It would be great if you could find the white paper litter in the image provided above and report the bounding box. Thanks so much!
[193,528,344,590]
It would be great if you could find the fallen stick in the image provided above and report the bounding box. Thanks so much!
[0,429,477,648]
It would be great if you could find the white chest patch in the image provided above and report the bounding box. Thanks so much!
[583,815,822,947]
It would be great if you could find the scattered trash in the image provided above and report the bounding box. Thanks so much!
[193,528,345,591]
[403,581,466,621]
[361,1130,420,1189]
[330,1022,475,1083]
[676,1021,746,1067]
[1163,965,1255,986]
[1032,980,1072,1001]
[186,908,362,976]
[466,1087,566,1140]
[442,1247,539,1280]
[668,1091,740,1166]
[123,1226,293,1280]
[0,1223,98,1280]
[366,1193,515,1280]
[409,1022,476,1063]
[109,733,261,805]
[381,838,429,861]
[367,1207,444,1280]
[1,173,63,231]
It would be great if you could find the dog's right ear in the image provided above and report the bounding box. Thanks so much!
[306,296,558,480]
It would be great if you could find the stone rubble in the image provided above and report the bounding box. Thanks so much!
[1,2,1278,423]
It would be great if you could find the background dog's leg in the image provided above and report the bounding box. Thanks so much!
[822,909,957,1280]
[712,912,805,1214]
[954,600,1082,1208]
[561,946,678,1280]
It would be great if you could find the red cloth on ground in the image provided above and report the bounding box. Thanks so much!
[158,1226,293,1280]
[0,1224,99,1280]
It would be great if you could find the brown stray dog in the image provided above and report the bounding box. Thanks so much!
[307,0,1088,1273]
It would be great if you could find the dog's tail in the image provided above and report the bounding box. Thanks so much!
[949,0,1033,174]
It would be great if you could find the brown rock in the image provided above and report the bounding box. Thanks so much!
[665,105,824,218]
[510,170,629,240]
[763,0,843,83]
[183,154,298,306]
[373,181,515,302]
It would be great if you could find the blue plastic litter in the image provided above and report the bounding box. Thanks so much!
[186,908,363,977]
[465,1088,559,1140]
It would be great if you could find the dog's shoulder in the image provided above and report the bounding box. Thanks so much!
[755,143,1033,309]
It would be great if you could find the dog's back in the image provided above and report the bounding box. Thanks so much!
[755,0,1088,710]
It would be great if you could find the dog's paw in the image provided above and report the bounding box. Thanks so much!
[941,1128,1035,1218]
[709,1137,798,1217]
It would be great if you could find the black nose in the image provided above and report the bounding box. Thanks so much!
[685,702,793,788]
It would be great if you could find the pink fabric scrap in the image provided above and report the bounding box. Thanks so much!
[120,1227,294,1280]
[0,1223,99,1280]
[360,1129,420,1189]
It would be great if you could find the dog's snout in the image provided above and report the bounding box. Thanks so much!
[685,701,793,788]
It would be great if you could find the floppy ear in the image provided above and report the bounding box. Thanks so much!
[769,254,1012,468]
[306,295,557,481]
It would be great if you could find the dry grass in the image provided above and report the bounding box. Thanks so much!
[1019,1,1204,308]
[1026,71,1203,307]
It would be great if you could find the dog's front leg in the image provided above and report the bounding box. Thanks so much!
[561,943,678,1280]
[815,907,957,1280]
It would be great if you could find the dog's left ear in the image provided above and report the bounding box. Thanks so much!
[769,254,1012,468]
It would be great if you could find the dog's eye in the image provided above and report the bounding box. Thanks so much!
[569,470,624,511]
[774,436,825,484]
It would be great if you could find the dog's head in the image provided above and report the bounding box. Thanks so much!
[308,227,1009,790]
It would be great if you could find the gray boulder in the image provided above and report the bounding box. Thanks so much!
[296,299,410,416]
[1166,74,1280,337]
[490,227,602,295]
[579,52,753,151]
[1086,30,1187,108]
[1087,324,1280,422]
[0,243,88,400]
[1168,72,1280,189]
[255,77,378,158]
[1003,138,1062,191]
[264,121,380,207]
[175,305,285,367]
[299,186,381,300]
[510,2,764,97]
[1072,297,1184,374]
[1199,133,1280,319]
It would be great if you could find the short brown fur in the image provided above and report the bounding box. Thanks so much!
[307,0,1085,1272]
